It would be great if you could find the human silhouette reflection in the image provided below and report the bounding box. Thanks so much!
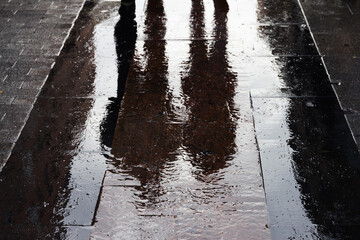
[182,0,236,179]
[110,0,181,199]
[100,2,137,150]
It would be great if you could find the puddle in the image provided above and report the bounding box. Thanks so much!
[1,0,359,238]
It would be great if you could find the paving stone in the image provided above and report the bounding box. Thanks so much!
[0,130,20,144]
[6,67,31,75]
[323,56,360,82]
[0,97,14,105]
[0,0,86,169]
[300,0,359,34]
[20,80,44,90]
[0,49,22,58]
[5,74,45,83]
[313,33,360,57]
[11,97,36,106]
[346,114,360,137]
[0,80,23,91]
[33,2,53,10]
[13,60,52,68]
[28,66,52,76]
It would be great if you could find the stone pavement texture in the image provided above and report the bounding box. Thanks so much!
[299,0,360,151]
[91,0,271,238]
[0,0,272,238]
[0,0,86,170]
[0,0,360,239]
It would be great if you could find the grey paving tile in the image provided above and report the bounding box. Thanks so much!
[5,74,45,83]
[0,96,14,105]
[28,66,52,76]
[11,97,36,106]
[0,87,40,98]
[336,96,360,114]
[346,114,360,137]
[323,56,360,82]
[20,80,44,90]
[333,80,360,105]
[313,33,360,57]
[15,10,47,16]
[0,130,20,144]
[0,120,24,132]
[0,0,86,212]
[0,49,22,58]
[13,60,52,68]
[301,0,360,34]
[0,80,23,91]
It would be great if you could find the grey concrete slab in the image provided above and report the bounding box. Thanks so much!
[300,0,360,34]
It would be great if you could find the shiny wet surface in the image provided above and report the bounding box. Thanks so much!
[300,0,360,150]
[0,0,360,239]
[93,0,269,238]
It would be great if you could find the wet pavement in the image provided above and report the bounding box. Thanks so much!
[0,0,86,171]
[300,0,360,151]
[1,0,360,239]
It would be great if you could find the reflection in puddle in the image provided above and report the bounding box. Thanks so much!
[181,0,236,177]
[93,0,269,239]
[100,1,137,150]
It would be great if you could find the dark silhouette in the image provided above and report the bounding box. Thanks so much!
[109,0,182,200]
[181,0,237,179]
[100,1,137,149]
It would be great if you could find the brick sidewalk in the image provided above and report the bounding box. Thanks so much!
[0,0,86,170]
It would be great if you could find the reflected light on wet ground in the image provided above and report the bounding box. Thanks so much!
[0,0,359,239]
[93,0,269,238]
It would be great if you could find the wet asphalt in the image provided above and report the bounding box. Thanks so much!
[1,0,360,239]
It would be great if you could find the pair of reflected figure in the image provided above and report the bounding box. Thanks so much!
[101,0,236,183]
